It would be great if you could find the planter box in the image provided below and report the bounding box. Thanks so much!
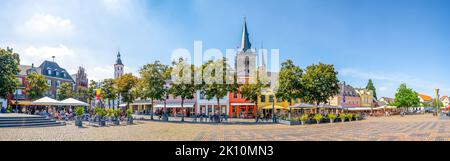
[127,118,133,124]
[279,120,301,125]
[75,120,83,127]
[99,120,106,126]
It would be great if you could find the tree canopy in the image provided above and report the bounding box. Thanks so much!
[57,82,73,100]
[275,59,303,106]
[366,79,377,100]
[0,47,20,100]
[115,73,139,108]
[301,63,340,106]
[26,73,49,100]
[392,83,420,109]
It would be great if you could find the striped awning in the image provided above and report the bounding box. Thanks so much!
[154,103,195,108]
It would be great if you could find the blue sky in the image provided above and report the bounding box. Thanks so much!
[1,0,450,98]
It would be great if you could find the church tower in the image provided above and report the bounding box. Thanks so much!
[236,18,257,83]
[114,50,124,78]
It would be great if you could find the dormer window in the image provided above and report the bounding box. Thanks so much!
[47,68,52,75]
[55,71,59,77]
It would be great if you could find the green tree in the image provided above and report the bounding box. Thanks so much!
[0,47,20,105]
[26,73,49,100]
[302,63,340,108]
[200,59,238,123]
[366,79,377,100]
[169,59,197,122]
[74,86,88,102]
[140,61,169,120]
[101,78,117,108]
[431,99,443,109]
[240,67,269,122]
[57,82,73,100]
[115,73,139,110]
[275,59,303,119]
[392,83,420,112]
[87,80,98,108]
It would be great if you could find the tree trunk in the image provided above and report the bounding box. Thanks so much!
[150,98,154,120]
[181,98,185,122]
[217,98,221,123]
[164,99,167,121]
[108,99,111,109]
[255,101,259,123]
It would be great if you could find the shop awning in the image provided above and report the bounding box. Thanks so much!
[154,103,195,108]
[60,98,89,106]
[288,103,316,109]
[31,97,63,106]
[261,105,288,110]
[230,103,255,106]
[11,101,32,106]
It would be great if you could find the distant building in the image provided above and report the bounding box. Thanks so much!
[441,96,449,108]
[418,93,432,111]
[378,97,395,106]
[8,61,75,110]
[355,88,374,107]
[329,83,361,108]
[71,66,89,90]
[114,50,124,78]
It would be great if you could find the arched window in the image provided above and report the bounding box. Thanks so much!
[245,56,250,74]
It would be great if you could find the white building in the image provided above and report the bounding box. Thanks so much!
[441,96,449,108]
[195,91,229,115]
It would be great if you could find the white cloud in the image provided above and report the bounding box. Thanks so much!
[18,13,74,37]
[23,44,74,61]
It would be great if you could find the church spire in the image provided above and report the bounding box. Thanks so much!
[259,41,266,68]
[240,17,252,52]
[115,49,123,65]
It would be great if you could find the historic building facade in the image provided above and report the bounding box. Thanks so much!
[114,51,124,79]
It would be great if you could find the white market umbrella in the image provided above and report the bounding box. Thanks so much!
[31,97,63,106]
[60,98,89,106]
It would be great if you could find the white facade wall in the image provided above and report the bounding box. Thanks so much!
[195,91,229,115]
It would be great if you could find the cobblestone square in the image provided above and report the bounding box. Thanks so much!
[0,114,448,141]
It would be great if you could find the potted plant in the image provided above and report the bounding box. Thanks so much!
[327,113,337,123]
[339,113,347,123]
[347,113,353,122]
[299,114,309,125]
[95,107,106,126]
[313,114,323,124]
[74,106,85,127]
[126,109,133,124]
[113,109,121,125]
[354,113,361,121]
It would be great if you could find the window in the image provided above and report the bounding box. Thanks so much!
[55,71,59,77]
[234,92,238,98]
[15,89,22,95]
[200,92,205,99]
[269,95,274,103]
[17,78,23,86]
[47,69,52,75]
[261,95,266,103]
[47,80,52,86]
[57,81,61,87]
[294,99,299,104]
[277,98,282,102]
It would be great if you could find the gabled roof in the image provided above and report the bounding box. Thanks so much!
[441,96,449,101]
[115,51,123,65]
[418,94,432,102]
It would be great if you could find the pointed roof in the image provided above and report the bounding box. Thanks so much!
[259,41,266,68]
[115,50,123,65]
[240,18,252,52]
